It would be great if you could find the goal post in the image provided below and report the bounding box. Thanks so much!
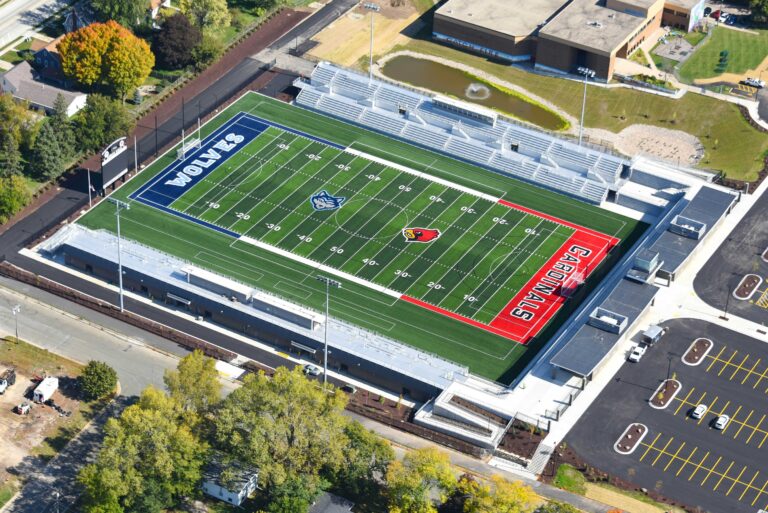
[561,267,586,298]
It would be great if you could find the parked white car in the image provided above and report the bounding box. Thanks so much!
[691,404,708,419]
[744,78,765,88]
[714,414,730,430]
[303,364,322,376]
[628,344,647,362]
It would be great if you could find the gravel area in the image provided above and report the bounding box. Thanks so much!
[613,124,704,165]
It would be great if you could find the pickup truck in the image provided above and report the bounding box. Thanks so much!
[628,344,647,363]
[0,368,17,395]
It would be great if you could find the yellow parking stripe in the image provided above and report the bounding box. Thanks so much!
[733,410,754,439]
[740,470,760,501]
[639,433,662,462]
[700,397,718,425]
[730,354,751,380]
[664,441,686,471]
[652,437,674,466]
[752,478,768,506]
[722,405,742,434]
[743,358,761,384]
[707,346,726,372]
[747,414,767,444]
[727,465,748,495]
[718,350,738,376]
[713,460,735,491]
[754,365,768,390]
[676,446,697,476]
[701,456,723,486]
[759,428,768,449]
[674,387,695,415]
[689,451,710,481]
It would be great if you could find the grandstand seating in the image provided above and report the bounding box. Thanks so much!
[293,62,633,204]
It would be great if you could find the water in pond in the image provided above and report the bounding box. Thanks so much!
[381,56,566,131]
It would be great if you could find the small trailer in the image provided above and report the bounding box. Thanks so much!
[33,377,59,403]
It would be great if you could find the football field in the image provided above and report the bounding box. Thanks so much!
[79,93,644,381]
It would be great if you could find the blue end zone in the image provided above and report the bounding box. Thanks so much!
[129,112,346,239]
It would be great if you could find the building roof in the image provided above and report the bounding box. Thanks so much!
[202,454,258,491]
[435,0,568,38]
[538,0,647,55]
[664,0,704,9]
[2,61,84,110]
[309,493,354,513]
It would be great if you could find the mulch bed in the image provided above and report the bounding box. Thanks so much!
[682,338,712,365]
[449,395,506,426]
[649,379,680,408]
[734,273,761,300]
[614,423,647,454]
[496,420,546,460]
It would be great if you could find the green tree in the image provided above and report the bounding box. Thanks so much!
[0,133,22,177]
[0,175,31,224]
[104,32,155,100]
[91,0,147,28]
[0,93,37,153]
[50,94,76,160]
[332,421,394,499]
[265,474,324,513]
[153,13,202,70]
[79,361,118,400]
[386,447,456,513]
[751,0,768,20]
[214,367,348,490]
[458,475,537,513]
[533,501,580,513]
[178,0,230,30]
[190,33,223,71]
[27,122,65,180]
[79,386,206,513]
[75,94,134,153]
[163,350,220,422]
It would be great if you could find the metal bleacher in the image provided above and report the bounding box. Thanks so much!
[293,62,628,204]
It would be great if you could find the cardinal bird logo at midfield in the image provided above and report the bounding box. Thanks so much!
[403,228,441,243]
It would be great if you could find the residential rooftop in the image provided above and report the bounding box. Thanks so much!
[435,0,568,38]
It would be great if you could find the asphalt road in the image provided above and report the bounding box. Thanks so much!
[0,0,67,50]
[566,318,768,513]
[694,189,768,325]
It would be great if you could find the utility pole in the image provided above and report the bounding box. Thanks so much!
[11,304,19,342]
[577,67,595,146]
[363,2,381,82]
[108,198,131,312]
[316,275,341,389]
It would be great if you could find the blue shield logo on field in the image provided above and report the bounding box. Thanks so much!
[310,190,346,211]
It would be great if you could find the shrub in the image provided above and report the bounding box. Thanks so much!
[79,360,118,400]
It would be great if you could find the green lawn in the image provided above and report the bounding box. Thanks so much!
[679,26,768,82]
[387,37,768,181]
[553,464,587,495]
[0,38,37,65]
[684,29,708,47]
[77,93,644,383]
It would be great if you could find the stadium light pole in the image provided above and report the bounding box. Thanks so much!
[108,198,131,312]
[316,275,341,388]
[11,304,20,342]
[363,2,381,82]
[577,67,595,146]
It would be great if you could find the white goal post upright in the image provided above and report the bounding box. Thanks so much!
[561,264,586,298]
[177,122,202,161]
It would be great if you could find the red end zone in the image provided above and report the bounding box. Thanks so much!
[401,199,619,345]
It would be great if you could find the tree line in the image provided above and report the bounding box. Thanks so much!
[79,351,580,513]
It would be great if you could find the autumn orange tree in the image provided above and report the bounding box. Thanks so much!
[58,21,154,100]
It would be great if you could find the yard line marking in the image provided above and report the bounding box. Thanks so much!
[727,465,748,496]
[639,433,662,462]
[675,387,696,415]
[747,414,766,444]
[688,451,709,481]
[722,405,741,434]
[743,358,761,385]
[700,397,718,425]
[752,478,768,506]
[652,437,674,466]
[718,350,739,376]
[706,457,729,488]
[731,354,751,380]
[707,346,726,372]
[741,470,760,501]
[664,441,686,471]
[733,409,754,439]
[676,446,698,476]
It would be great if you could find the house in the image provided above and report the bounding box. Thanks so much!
[201,456,259,507]
[1,61,87,117]
[63,4,94,33]
[33,377,59,403]
[308,493,355,513]
[149,0,172,20]
[33,36,68,87]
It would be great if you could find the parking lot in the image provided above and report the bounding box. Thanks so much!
[566,318,768,513]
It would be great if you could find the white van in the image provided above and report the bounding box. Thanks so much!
[33,377,59,403]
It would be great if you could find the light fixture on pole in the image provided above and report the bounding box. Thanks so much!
[577,66,595,146]
[316,275,341,388]
[11,304,20,342]
[363,2,381,82]
[108,198,131,312]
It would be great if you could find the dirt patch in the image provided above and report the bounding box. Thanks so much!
[308,1,422,67]
[682,338,713,365]
[733,273,762,300]
[649,379,681,409]
[614,124,704,165]
[584,483,674,513]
